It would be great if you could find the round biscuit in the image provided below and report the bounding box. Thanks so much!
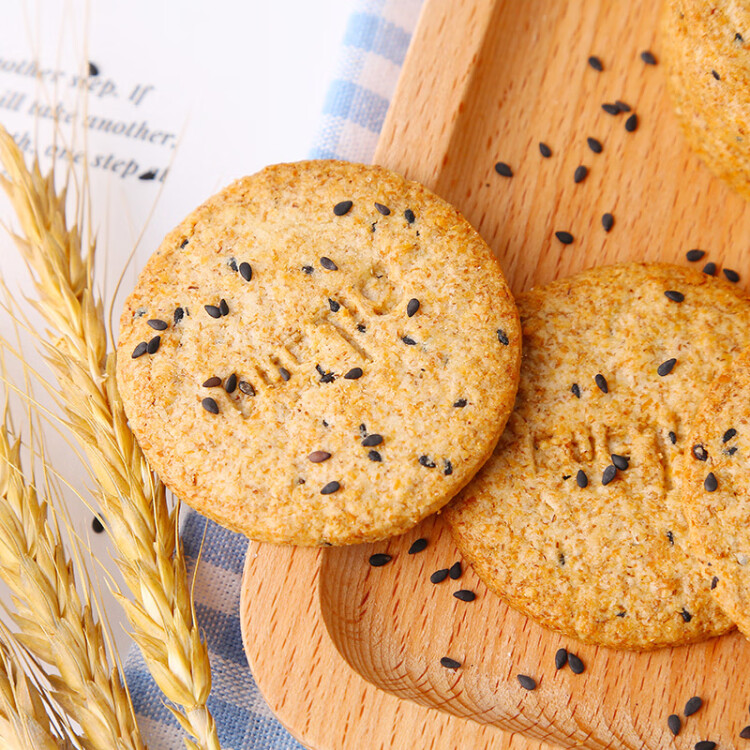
[446,263,750,649]
[116,160,521,546]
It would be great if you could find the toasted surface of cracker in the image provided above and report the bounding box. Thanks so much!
[683,346,750,637]
[447,263,750,649]
[116,160,520,545]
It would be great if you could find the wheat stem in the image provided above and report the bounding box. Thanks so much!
[0,126,219,750]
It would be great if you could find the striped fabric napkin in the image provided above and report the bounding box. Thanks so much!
[123,1,423,747]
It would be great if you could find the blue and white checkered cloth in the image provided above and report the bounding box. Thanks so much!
[124,1,423,747]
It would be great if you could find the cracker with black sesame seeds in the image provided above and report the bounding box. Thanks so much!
[662,0,750,199]
[682,345,750,639]
[116,160,520,546]
[446,262,750,649]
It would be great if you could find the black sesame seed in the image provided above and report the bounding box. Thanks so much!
[695,742,716,750]
[205,304,221,319]
[595,373,608,393]
[668,431,677,444]
[562,474,571,480]
[494,162,513,177]
[601,213,614,232]
[239,262,252,281]
[362,434,383,447]
[419,455,436,469]
[131,342,148,359]
[316,365,335,383]
[302,265,314,274]
[147,336,161,354]
[723,428,737,443]
[539,142,552,158]
[703,262,717,276]
[497,329,509,345]
[238,380,255,396]
[611,454,629,471]
[740,726,750,739]
[685,697,703,716]
[574,165,588,183]
[447,562,463,580]
[556,231,574,244]
[147,319,168,330]
[453,590,476,602]
[558,552,566,566]
[224,373,238,393]
[686,249,706,262]
[320,257,338,271]
[587,137,603,154]
[407,298,420,317]
[328,298,340,312]
[279,367,291,382]
[625,113,638,132]
[320,481,340,495]
[667,530,675,545]
[602,103,620,115]
[658,358,677,377]
[219,299,229,316]
[693,444,708,461]
[408,538,428,554]
[588,55,603,71]
[667,714,682,737]
[711,69,720,80]
[615,100,631,113]
[202,397,219,414]
[665,290,685,302]
[517,675,537,691]
[92,516,105,534]
[602,465,617,485]
[344,367,363,380]
[203,376,222,387]
[374,202,390,215]
[454,399,468,408]
[333,200,353,216]
[369,553,391,567]
[567,653,585,674]
[357,323,367,332]
[228,258,238,272]
[431,569,449,584]
[180,238,189,249]
[576,469,588,488]
[724,268,740,283]
[711,576,719,589]
[402,336,417,346]
[641,50,657,65]
[367,450,382,462]
[704,472,718,492]
[444,459,453,476]
[440,657,461,669]
[617,611,626,617]
[571,383,581,398]
[555,648,568,670]
[309,451,331,463]
[736,33,744,43]
[359,424,367,435]
[681,608,693,623]
[727,445,738,456]
[174,307,184,323]
[404,209,416,224]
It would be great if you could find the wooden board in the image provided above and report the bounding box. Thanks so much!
[241,0,750,747]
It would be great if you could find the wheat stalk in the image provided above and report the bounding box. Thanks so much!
[0,630,76,750]
[0,127,219,750]
[0,420,144,750]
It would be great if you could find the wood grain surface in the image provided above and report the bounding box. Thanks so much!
[241,0,750,747]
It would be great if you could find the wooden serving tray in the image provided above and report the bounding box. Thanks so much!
[241,0,750,747]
